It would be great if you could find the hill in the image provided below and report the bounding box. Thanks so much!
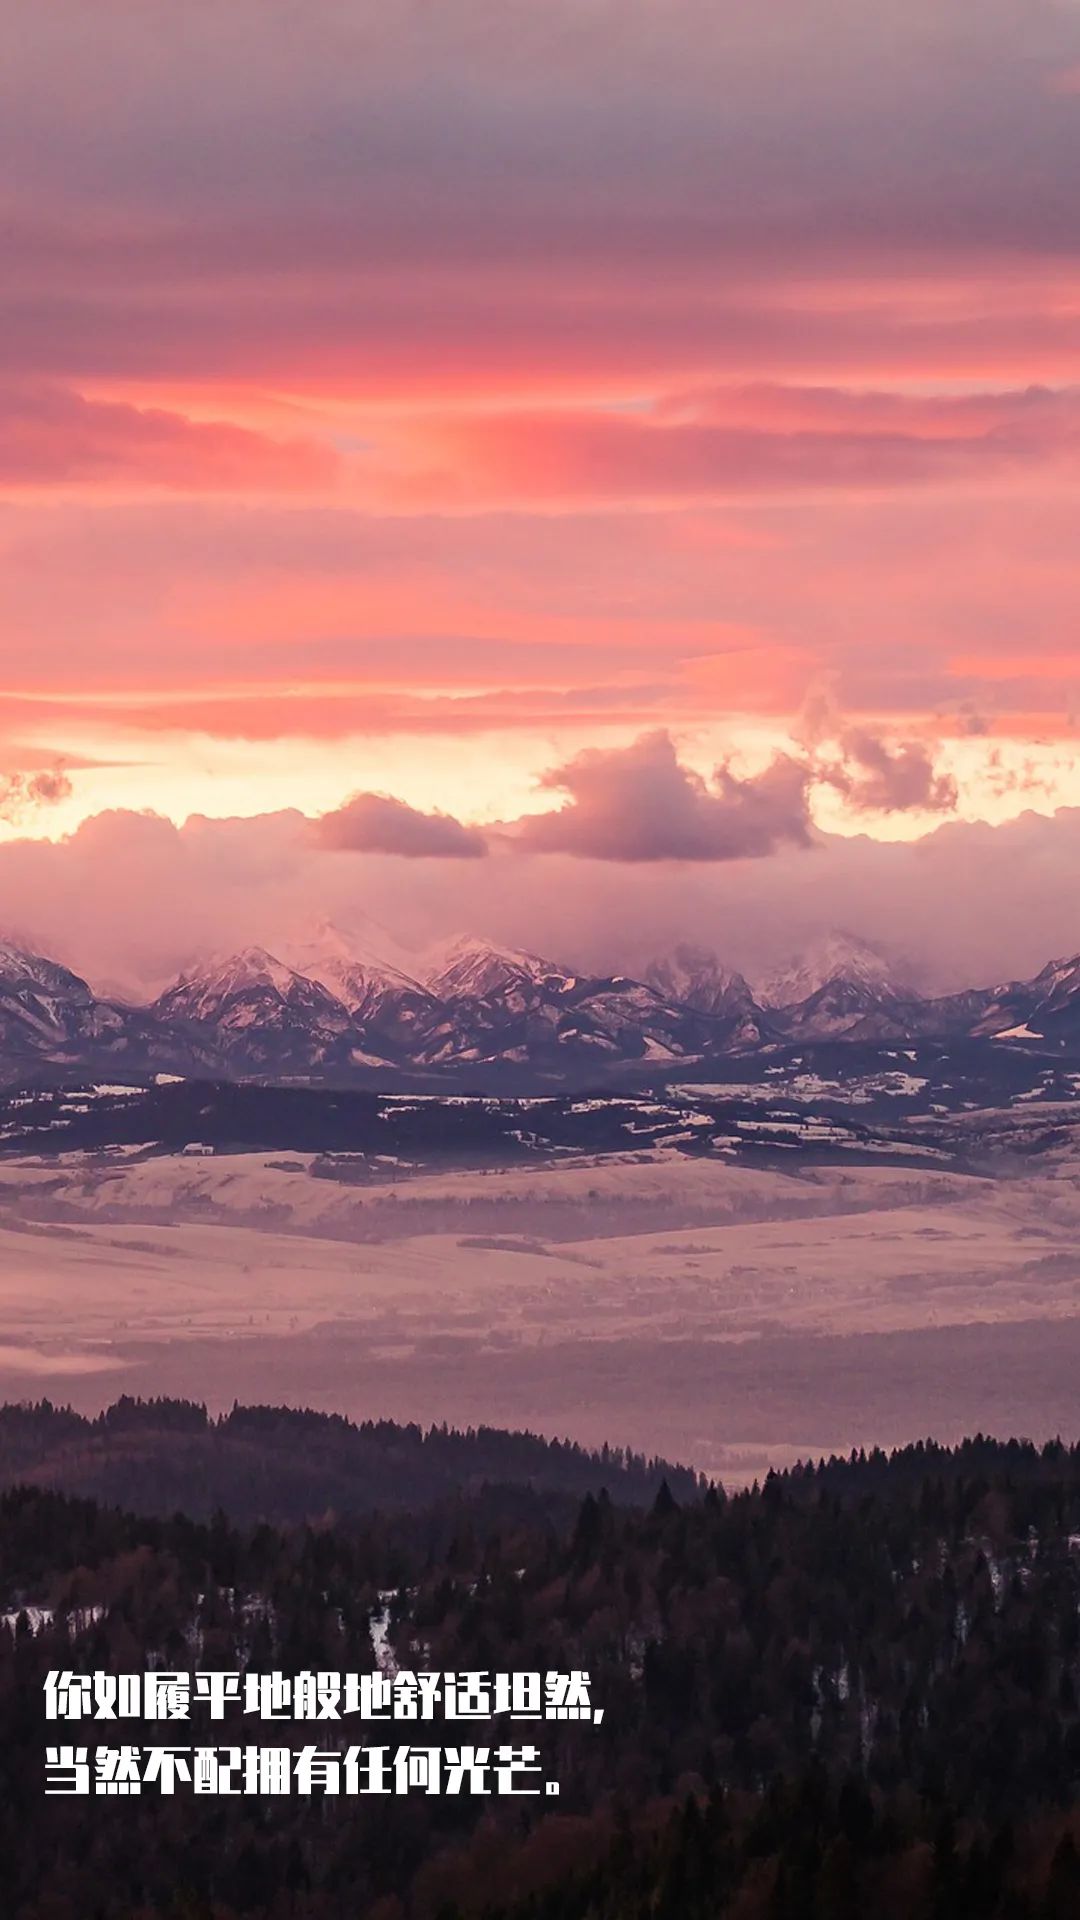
[0,1394,703,1523]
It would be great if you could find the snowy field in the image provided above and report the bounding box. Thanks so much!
[2,1132,1080,1483]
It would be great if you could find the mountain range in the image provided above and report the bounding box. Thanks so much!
[2,927,1080,1087]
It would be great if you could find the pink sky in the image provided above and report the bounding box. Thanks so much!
[2,0,1080,977]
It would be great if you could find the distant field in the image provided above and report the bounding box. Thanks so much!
[2,1094,1080,1483]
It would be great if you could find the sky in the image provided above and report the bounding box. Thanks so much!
[3,0,1080,988]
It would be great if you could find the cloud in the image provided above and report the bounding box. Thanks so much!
[513,730,814,861]
[820,728,958,814]
[795,689,958,815]
[4,2,1080,408]
[400,380,1080,514]
[0,386,337,493]
[416,385,1080,507]
[657,383,1076,440]
[0,765,73,823]
[316,791,488,857]
[0,0,1078,792]
[5,800,1080,1006]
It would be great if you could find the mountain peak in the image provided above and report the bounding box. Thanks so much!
[975,947,1080,1041]
[155,944,355,1062]
[423,934,570,1000]
[756,931,911,1009]
[7,922,1080,1084]
[162,945,356,1017]
[644,944,753,1015]
[1032,952,1080,1002]
[0,934,93,998]
[187,946,303,996]
[280,920,427,1009]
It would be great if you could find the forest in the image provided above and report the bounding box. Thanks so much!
[4,1431,1080,1913]
[0,1396,703,1522]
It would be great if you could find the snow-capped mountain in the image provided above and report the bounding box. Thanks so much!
[282,917,449,1059]
[0,937,91,1000]
[0,938,109,1063]
[770,975,910,1043]
[550,974,723,1065]
[754,932,931,1042]
[282,921,440,1033]
[423,936,572,1004]
[283,919,424,1002]
[974,953,1080,1045]
[644,945,773,1046]
[0,937,205,1077]
[756,931,914,1010]
[413,936,728,1068]
[0,927,1078,1087]
[153,946,356,1072]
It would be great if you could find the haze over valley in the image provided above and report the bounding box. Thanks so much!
[3,1045,1080,1484]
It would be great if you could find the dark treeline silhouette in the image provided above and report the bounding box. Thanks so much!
[6,1433,1080,1913]
[0,1395,705,1523]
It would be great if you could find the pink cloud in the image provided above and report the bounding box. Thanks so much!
[6,802,1080,1005]
[820,729,958,814]
[0,0,1076,778]
[2,3,1080,410]
[514,731,814,861]
[413,386,1080,507]
[0,386,337,492]
[317,791,488,857]
[656,382,1077,440]
[0,765,72,824]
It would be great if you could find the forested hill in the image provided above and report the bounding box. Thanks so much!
[0,1394,705,1523]
[7,1436,1080,1913]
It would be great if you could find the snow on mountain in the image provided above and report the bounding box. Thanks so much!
[1026,952,1080,1012]
[279,921,451,1063]
[4,923,1080,1086]
[283,921,431,1014]
[308,954,433,1026]
[756,932,914,1010]
[171,947,313,1011]
[772,976,913,1043]
[154,946,356,1069]
[754,932,945,1043]
[0,938,98,1057]
[412,937,592,1066]
[411,938,755,1067]
[555,975,722,1063]
[423,935,574,1003]
[644,945,772,1045]
[0,937,94,1001]
[0,936,202,1079]
[645,945,739,1011]
[974,952,1080,1044]
[283,918,421,990]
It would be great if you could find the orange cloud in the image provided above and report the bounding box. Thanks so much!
[405,385,1080,508]
[1,0,1079,816]
[0,765,73,824]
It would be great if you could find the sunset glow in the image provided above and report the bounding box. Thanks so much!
[0,0,1079,991]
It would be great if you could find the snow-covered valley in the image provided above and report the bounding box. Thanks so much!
[4,1102,1080,1485]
